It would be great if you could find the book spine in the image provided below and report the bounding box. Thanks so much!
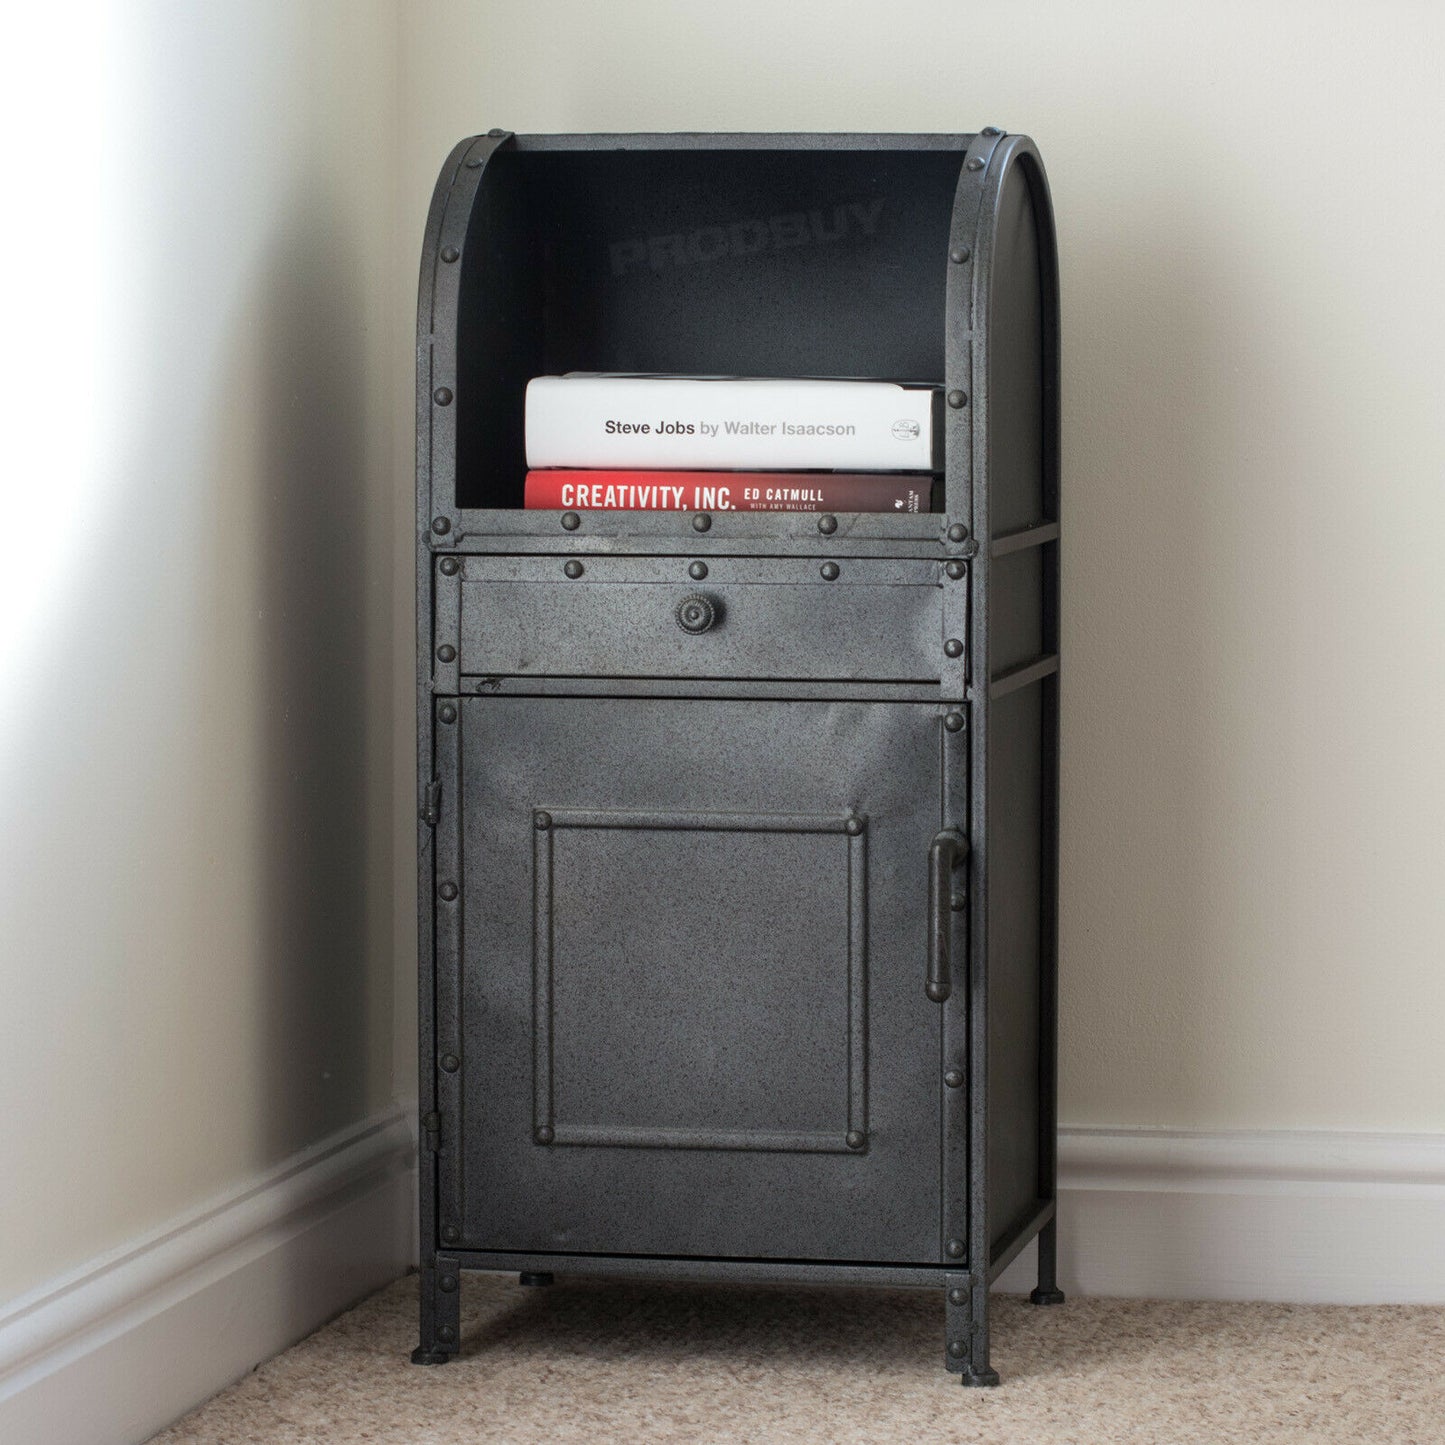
[525,376,937,470]
[524,471,931,514]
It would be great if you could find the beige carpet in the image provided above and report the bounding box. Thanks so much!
[150,1272,1445,1443]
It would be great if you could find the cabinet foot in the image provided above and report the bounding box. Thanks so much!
[415,1253,462,1364]
[959,1364,1002,1388]
[944,1270,998,1384]
[1031,1216,1065,1306]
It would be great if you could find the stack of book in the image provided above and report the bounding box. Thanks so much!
[523,374,941,513]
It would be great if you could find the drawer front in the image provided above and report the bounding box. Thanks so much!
[447,556,952,683]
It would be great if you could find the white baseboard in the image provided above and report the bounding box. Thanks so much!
[6,1117,1433,1444]
[994,1126,1445,1304]
[0,1107,416,1445]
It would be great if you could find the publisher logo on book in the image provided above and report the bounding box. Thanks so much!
[610,199,887,277]
[892,418,921,441]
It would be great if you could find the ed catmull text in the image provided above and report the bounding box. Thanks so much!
[602,419,859,437]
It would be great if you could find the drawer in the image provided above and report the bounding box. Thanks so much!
[439,555,955,683]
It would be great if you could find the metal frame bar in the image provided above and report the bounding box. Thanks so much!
[1031,138,1066,1309]
[955,124,1008,1390]
[457,678,946,702]
[512,132,975,152]
[454,1252,958,1288]
[990,653,1060,699]
[991,521,1060,557]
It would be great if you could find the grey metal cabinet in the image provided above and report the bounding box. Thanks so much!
[414,129,1063,1386]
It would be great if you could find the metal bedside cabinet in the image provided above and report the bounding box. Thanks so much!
[413,128,1063,1386]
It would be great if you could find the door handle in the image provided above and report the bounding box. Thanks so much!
[927,828,968,1002]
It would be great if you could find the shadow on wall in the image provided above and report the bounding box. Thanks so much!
[206,173,379,1166]
[1058,154,1261,1130]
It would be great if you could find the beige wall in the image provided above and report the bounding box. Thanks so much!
[0,2,401,1302]
[396,0,1445,1132]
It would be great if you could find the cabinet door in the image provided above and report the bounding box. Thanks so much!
[446,697,946,1263]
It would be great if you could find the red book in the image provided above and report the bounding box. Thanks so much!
[524,469,931,514]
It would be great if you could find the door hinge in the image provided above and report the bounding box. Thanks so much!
[420,778,442,828]
[422,1109,442,1152]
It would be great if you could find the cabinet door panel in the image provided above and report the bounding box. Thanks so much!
[453,696,943,1263]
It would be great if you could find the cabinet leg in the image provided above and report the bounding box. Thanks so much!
[944,1272,1001,1387]
[412,1254,461,1364]
[1029,1217,1066,1306]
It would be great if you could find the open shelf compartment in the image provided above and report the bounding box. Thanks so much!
[428,138,971,524]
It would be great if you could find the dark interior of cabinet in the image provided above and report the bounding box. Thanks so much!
[454,147,967,510]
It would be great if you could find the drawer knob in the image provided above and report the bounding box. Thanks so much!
[675,594,717,635]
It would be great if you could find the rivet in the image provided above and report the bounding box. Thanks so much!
[817,514,838,535]
[433,387,453,406]
[845,816,863,836]
[820,561,840,581]
[950,246,971,264]
[946,1239,965,1258]
[535,1125,554,1145]
[438,704,457,724]
[947,389,967,409]
[436,644,456,663]
[438,880,458,902]
[949,1287,967,1306]
[439,1274,458,1292]
[945,712,965,733]
[951,891,967,912]
[947,523,969,543]
[431,516,451,535]
[487,128,506,137]
[948,1340,967,1358]
[982,125,1003,137]
[439,556,459,576]
[440,245,459,263]
[465,157,483,168]
[944,638,964,658]
[692,513,712,533]
[846,1130,865,1149]
[437,1325,455,1343]
[945,560,967,580]
[534,811,551,830]
[422,1110,440,1132]
[440,1053,459,1073]
[688,560,708,580]
[966,156,984,172]
[945,1069,964,1088]
[442,1224,460,1243]
[961,539,979,559]
[564,559,584,579]
[561,511,580,531]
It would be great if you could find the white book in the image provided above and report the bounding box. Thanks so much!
[524,374,938,471]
